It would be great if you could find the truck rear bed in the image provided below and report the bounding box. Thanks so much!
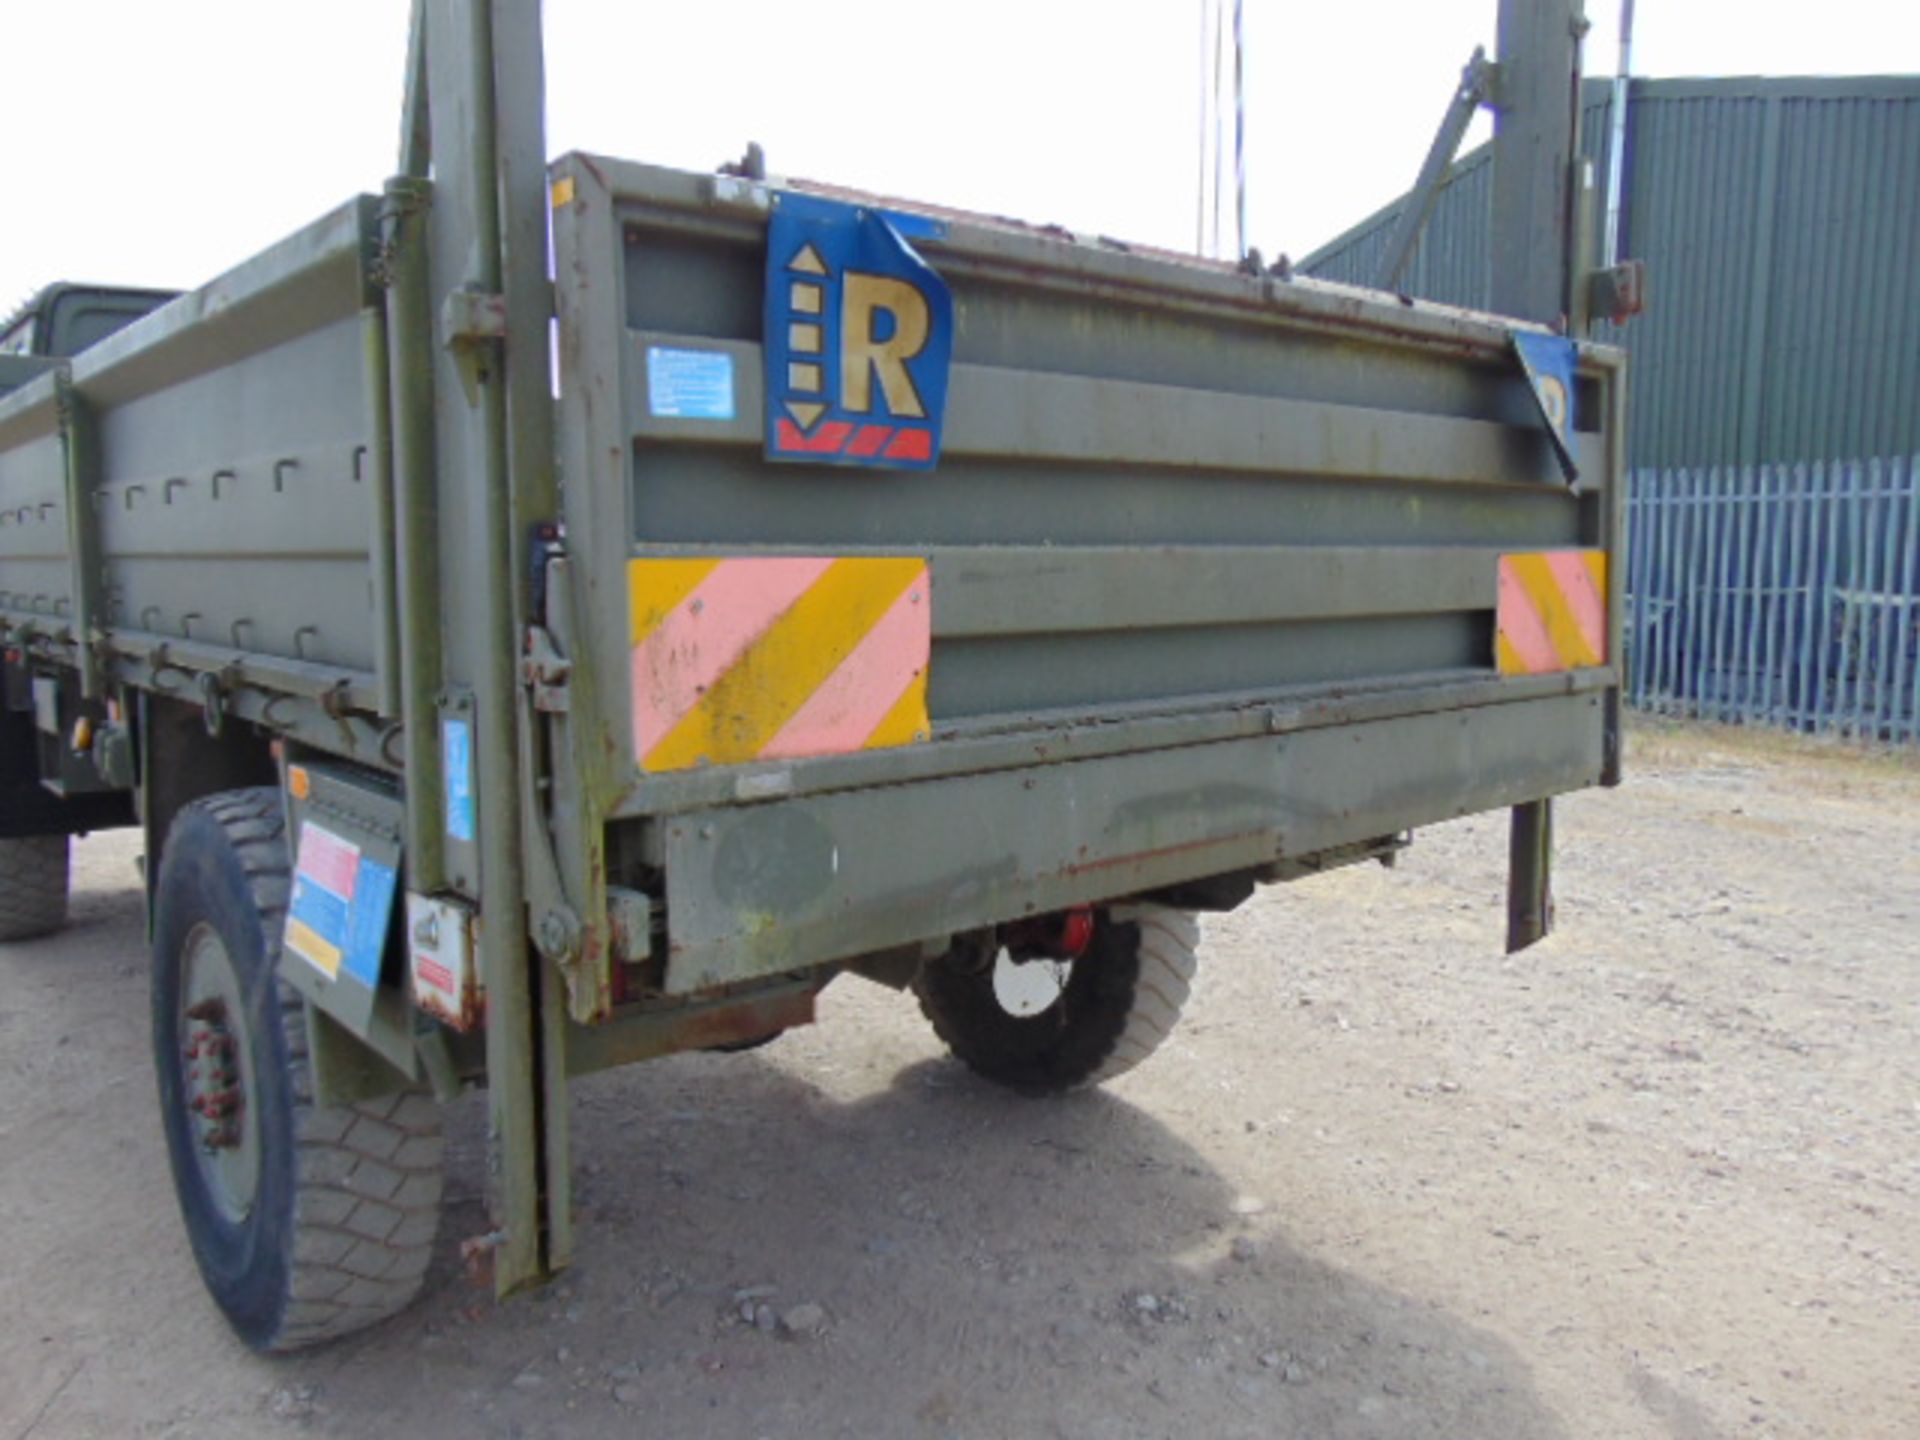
[545,157,1623,998]
[0,157,1620,1017]
[0,0,1627,1341]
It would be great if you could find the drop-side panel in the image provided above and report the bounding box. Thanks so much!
[93,314,378,670]
[549,155,1622,784]
[0,197,388,682]
[0,417,73,627]
[548,156,1626,997]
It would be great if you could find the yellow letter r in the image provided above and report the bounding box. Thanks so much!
[840,273,930,418]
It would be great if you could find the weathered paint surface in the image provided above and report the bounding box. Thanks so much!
[1497,550,1607,675]
[659,687,1610,994]
[628,555,930,772]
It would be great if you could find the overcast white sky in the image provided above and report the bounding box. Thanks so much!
[2,1,1913,307]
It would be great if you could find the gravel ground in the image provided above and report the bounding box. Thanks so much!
[1,720,1915,1439]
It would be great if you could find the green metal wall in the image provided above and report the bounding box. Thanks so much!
[1303,77,1920,471]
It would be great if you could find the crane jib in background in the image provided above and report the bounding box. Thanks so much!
[1196,0,1248,261]
[762,194,954,472]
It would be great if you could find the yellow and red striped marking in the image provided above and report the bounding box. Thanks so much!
[1496,549,1609,675]
[629,556,931,772]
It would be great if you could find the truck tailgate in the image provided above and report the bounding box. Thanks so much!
[547,155,1623,993]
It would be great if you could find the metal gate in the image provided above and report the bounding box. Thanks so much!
[1626,457,1919,742]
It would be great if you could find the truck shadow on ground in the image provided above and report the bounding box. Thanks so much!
[284,1031,1573,1440]
[62,862,146,939]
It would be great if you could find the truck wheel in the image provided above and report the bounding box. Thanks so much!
[151,787,443,1351]
[913,904,1200,1094]
[0,834,69,941]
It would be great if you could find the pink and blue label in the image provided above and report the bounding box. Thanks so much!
[283,820,397,988]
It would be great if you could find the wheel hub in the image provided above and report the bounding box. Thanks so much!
[184,999,244,1149]
[179,923,262,1221]
[991,952,1074,1017]
[990,906,1098,1018]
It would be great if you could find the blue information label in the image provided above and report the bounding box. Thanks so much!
[443,718,474,843]
[284,822,397,990]
[342,858,397,988]
[289,879,350,955]
[647,346,736,420]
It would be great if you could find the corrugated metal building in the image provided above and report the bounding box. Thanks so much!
[1303,76,1920,471]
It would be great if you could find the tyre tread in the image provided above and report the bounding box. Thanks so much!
[1086,903,1201,1086]
[170,787,442,1352]
[915,902,1201,1094]
[0,834,69,941]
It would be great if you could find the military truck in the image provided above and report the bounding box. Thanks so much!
[0,1,1623,1350]
[0,283,177,398]
[0,283,178,923]
[1,283,177,360]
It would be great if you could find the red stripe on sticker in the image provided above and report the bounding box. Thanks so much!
[774,419,855,453]
[760,579,929,759]
[883,428,932,461]
[847,424,894,458]
[1543,550,1607,658]
[1495,560,1562,674]
[631,557,835,754]
[415,956,455,994]
[295,824,360,901]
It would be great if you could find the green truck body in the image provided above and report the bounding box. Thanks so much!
[0,0,1621,1350]
[0,283,177,400]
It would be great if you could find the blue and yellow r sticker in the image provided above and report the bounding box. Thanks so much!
[763,194,953,471]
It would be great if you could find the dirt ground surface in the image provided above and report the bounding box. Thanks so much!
[2,721,1916,1440]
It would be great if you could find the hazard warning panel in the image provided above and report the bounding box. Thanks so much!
[627,554,931,772]
[1495,550,1609,677]
[762,193,953,471]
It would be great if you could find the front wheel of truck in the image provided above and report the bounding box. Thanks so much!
[913,903,1200,1095]
[151,787,444,1351]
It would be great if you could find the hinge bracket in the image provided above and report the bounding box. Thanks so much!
[521,625,571,713]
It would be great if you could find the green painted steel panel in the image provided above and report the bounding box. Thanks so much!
[0,140,1628,1037]
[567,155,1617,757]
[544,152,1625,998]
[0,199,384,675]
[661,687,1609,992]
[0,428,71,623]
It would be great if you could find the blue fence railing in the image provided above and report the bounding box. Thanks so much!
[1625,457,1919,743]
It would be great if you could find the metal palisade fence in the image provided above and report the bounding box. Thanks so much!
[1625,457,1920,742]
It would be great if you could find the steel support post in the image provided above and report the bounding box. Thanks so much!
[1492,0,1586,953]
[360,307,403,721]
[422,0,550,1296]
[486,0,573,1277]
[381,175,447,888]
[1490,0,1584,326]
[54,373,105,699]
[1506,787,1555,951]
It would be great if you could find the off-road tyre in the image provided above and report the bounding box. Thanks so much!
[913,903,1200,1095]
[151,787,443,1352]
[0,834,69,941]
